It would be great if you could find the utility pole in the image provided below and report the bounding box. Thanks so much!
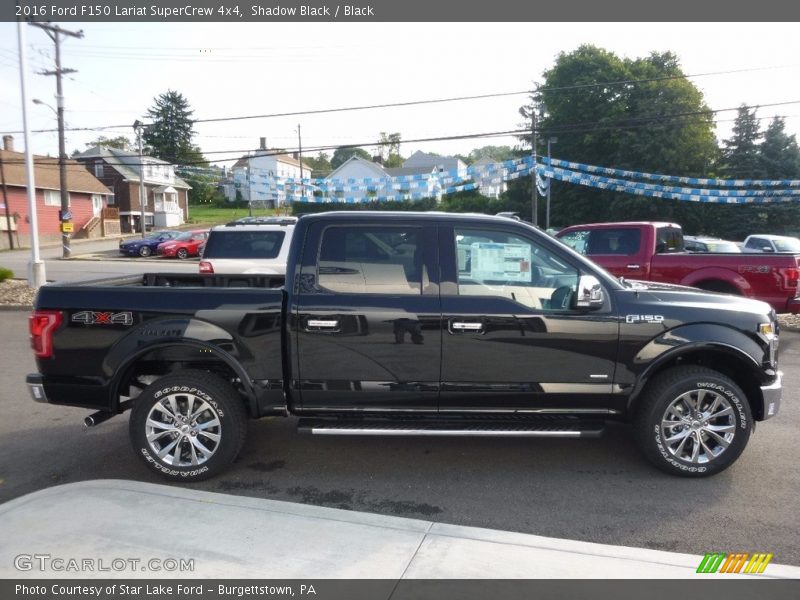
[31,22,83,259]
[297,124,304,204]
[529,105,538,227]
[546,137,557,231]
[18,22,46,287]
[133,121,147,238]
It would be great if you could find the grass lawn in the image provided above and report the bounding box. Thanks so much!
[186,204,285,226]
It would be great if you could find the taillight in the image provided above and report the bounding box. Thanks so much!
[199,261,214,274]
[29,310,62,359]
[779,267,799,289]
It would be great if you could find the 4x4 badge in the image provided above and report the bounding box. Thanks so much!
[72,311,134,326]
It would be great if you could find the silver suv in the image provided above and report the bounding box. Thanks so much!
[199,217,296,275]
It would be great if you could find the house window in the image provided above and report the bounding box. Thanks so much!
[43,190,61,207]
[94,162,103,178]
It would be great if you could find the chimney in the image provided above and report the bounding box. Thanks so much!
[2,135,13,152]
[372,155,383,165]
[259,137,267,150]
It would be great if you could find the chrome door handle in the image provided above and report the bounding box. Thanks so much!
[307,319,339,328]
[626,264,640,270]
[451,321,484,333]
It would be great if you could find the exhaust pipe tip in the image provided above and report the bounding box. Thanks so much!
[84,411,114,428]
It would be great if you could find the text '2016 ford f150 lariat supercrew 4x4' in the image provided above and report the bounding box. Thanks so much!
[27,212,782,479]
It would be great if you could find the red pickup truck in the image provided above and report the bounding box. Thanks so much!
[556,221,800,314]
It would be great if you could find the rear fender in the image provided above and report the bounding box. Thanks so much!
[105,317,257,415]
[678,267,750,295]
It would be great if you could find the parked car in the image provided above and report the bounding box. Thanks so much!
[199,217,296,275]
[119,230,182,257]
[157,230,209,259]
[683,235,742,253]
[27,212,782,480]
[556,222,800,313]
[743,234,800,253]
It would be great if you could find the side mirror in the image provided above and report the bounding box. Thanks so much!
[762,246,775,253]
[575,275,605,309]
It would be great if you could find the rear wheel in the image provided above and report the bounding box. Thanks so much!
[634,366,751,477]
[138,246,152,257]
[176,247,189,259]
[129,369,247,481]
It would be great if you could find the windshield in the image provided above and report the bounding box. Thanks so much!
[773,238,800,252]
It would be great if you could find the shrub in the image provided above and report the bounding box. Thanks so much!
[0,267,13,282]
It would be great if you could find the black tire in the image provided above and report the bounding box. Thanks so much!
[129,369,247,481]
[634,366,752,477]
[176,248,189,259]
[138,245,152,257]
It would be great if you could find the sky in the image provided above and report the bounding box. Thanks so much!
[1,22,799,169]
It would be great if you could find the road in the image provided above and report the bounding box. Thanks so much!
[1,308,798,565]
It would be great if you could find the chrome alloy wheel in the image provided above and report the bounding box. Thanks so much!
[145,392,222,467]
[661,389,736,464]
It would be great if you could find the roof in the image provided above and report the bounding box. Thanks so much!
[232,151,312,171]
[384,165,436,177]
[325,156,389,180]
[300,211,531,225]
[73,146,191,189]
[0,149,112,195]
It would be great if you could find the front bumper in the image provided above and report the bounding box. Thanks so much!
[760,371,782,420]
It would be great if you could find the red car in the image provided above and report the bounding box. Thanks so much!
[156,230,209,259]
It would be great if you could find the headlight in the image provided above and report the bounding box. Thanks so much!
[758,323,776,338]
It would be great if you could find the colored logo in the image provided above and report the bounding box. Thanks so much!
[697,552,773,574]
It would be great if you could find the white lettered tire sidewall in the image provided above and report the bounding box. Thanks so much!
[129,370,247,481]
[635,366,752,477]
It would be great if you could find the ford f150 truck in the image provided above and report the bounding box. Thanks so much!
[27,212,782,480]
[556,221,800,314]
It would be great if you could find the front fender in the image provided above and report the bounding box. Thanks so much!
[627,322,768,409]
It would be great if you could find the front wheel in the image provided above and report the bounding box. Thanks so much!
[176,248,189,259]
[129,369,247,481]
[634,366,752,477]
[138,245,152,257]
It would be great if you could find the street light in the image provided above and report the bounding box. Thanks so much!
[133,120,147,238]
[546,137,558,231]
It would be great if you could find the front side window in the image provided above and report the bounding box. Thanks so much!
[455,228,579,311]
[318,226,422,295]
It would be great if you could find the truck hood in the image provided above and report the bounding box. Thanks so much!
[623,279,774,317]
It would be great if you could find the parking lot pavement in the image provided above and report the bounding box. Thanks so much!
[2,480,799,579]
[1,309,799,565]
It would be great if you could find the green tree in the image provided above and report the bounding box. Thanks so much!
[330,146,372,170]
[84,135,133,152]
[522,45,717,229]
[305,152,332,177]
[466,145,517,164]
[759,116,800,234]
[143,90,197,165]
[713,106,766,238]
[378,132,403,167]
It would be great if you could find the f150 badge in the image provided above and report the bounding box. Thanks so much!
[625,314,664,324]
[71,311,134,326]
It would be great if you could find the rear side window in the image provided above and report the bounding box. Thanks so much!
[203,230,286,259]
[562,228,641,256]
[317,226,423,295]
[655,227,683,253]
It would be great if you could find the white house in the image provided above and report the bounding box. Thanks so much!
[225,138,312,207]
[323,156,442,203]
[403,150,467,179]
[472,157,507,199]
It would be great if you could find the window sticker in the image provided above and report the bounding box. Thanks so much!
[470,243,532,282]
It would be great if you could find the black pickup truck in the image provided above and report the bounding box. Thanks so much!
[27,212,782,479]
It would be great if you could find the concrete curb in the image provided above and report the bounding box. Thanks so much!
[1,479,798,579]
